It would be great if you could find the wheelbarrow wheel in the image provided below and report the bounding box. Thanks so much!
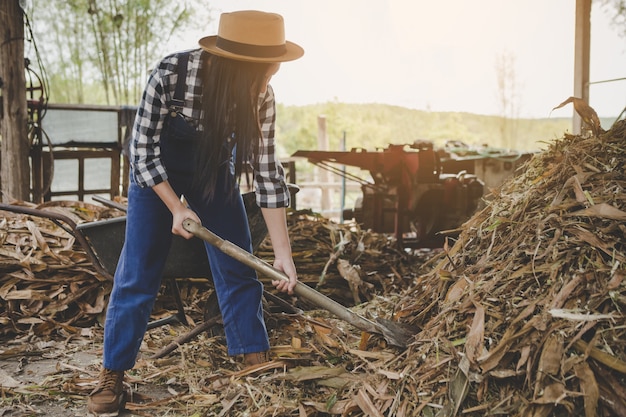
[203,291,224,337]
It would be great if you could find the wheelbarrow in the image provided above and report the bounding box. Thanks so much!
[0,189,273,330]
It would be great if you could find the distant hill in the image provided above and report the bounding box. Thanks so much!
[275,102,618,158]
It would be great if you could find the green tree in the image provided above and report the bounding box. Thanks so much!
[29,0,211,105]
[494,51,521,149]
[599,0,626,38]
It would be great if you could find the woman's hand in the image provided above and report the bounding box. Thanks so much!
[272,256,298,294]
[152,181,200,239]
[171,205,201,239]
[261,206,298,294]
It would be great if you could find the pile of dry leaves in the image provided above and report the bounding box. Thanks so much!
[394,119,626,416]
[1,120,625,416]
[0,201,124,335]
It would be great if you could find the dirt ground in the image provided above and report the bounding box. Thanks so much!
[0,328,176,417]
[0,338,100,416]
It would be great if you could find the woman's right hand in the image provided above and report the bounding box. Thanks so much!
[171,205,201,239]
[152,181,201,239]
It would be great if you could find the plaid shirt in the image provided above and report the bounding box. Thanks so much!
[130,48,290,208]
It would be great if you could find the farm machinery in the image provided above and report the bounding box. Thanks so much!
[292,140,484,247]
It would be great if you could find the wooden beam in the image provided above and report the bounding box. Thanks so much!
[0,0,30,202]
[573,0,591,134]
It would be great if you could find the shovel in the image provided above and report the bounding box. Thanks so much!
[183,219,415,348]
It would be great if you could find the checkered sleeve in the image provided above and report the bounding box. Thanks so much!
[129,60,171,188]
[253,85,290,208]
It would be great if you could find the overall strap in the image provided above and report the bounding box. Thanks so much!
[168,52,190,116]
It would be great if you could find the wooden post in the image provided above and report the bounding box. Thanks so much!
[573,0,591,135]
[0,0,30,202]
[317,115,331,215]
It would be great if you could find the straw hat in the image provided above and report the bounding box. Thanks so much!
[199,10,304,63]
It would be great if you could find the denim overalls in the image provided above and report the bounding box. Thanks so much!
[103,52,269,371]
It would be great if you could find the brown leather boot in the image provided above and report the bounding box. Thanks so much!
[243,351,270,366]
[87,368,126,416]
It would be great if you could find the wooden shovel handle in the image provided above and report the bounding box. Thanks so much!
[182,219,381,335]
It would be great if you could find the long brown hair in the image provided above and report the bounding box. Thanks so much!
[194,52,272,200]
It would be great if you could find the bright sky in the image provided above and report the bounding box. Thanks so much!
[174,0,626,119]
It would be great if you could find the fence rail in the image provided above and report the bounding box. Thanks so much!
[27,103,135,202]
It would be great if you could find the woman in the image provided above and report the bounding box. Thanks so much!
[88,10,303,416]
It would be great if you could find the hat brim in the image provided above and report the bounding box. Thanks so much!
[199,36,304,63]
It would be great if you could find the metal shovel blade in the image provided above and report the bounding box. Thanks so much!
[182,219,414,348]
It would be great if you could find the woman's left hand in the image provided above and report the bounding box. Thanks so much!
[271,256,298,295]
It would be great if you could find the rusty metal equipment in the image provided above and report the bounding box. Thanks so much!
[293,140,484,247]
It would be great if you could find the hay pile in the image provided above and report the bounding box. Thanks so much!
[258,211,428,307]
[395,120,626,416]
[0,201,122,335]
